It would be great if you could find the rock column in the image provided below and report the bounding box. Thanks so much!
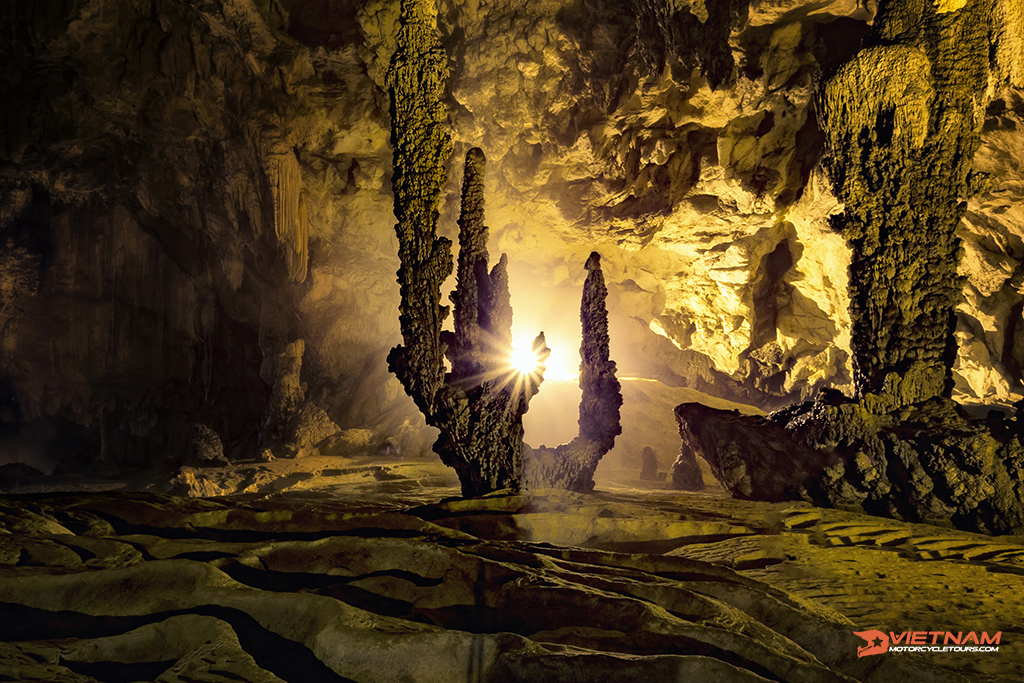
[524,253,623,492]
[820,0,995,406]
[386,0,453,417]
[387,1,547,496]
[435,148,549,496]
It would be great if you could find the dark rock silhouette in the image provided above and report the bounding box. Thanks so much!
[0,462,44,489]
[387,8,547,496]
[678,387,1024,534]
[385,0,454,421]
[639,446,659,481]
[386,0,628,497]
[670,442,704,491]
[577,252,623,456]
[183,424,228,468]
[432,148,549,496]
[524,253,623,492]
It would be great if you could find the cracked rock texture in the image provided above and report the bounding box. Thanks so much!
[2,0,1024,477]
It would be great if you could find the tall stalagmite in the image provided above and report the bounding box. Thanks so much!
[577,252,623,456]
[524,252,623,492]
[387,0,547,496]
[674,0,1024,535]
[437,148,549,495]
[386,0,453,416]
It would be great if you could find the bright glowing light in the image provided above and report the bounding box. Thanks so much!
[543,348,579,381]
[510,336,579,381]
[510,340,543,375]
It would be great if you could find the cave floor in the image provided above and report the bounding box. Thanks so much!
[1,456,1022,682]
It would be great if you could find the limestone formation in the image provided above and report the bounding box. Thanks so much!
[678,0,1024,535]
[258,338,306,442]
[676,392,1024,535]
[166,466,231,498]
[183,424,228,468]
[820,4,990,403]
[433,148,550,495]
[524,253,623,492]
[671,441,705,491]
[319,428,378,457]
[2,0,1024,517]
[578,253,623,455]
[385,0,454,417]
[631,0,749,89]
[279,402,341,459]
[387,5,548,496]
[949,87,1024,406]
[0,462,44,489]
[265,146,309,283]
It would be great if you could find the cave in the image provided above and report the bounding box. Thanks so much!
[2,0,1023,680]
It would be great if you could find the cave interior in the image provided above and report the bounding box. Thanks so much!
[1,0,1024,681]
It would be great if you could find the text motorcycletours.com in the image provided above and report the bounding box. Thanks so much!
[853,630,1002,658]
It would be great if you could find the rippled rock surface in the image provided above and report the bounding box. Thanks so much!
[2,469,1022,682]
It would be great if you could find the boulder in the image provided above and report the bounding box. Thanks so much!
[278,402,341,459]
[319,428,377,457]
[0,462,45,489]
[183,424,229,468]
[166,467,230,498]
[676,390,1024,534]
[670,444,705,491]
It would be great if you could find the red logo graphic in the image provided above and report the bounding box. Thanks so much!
[853,629,1002,656]
[853,630,890,657]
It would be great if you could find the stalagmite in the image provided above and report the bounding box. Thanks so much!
[524,252,623,492]
[386,0,547,495]
[386,0,453,418]
[435,148,549,495]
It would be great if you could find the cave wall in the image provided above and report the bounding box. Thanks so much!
[2,0,1024,472]
[0,0,418,472]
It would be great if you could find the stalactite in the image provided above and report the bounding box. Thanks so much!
[630,0,750,88]
[266,149,308,283]
[524,252,623,492]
